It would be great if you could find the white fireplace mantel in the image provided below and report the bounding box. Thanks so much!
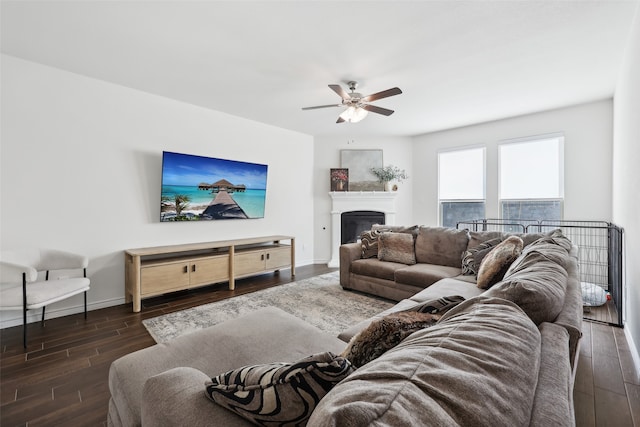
[328,191,398,268]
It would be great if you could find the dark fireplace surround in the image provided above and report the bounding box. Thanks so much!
[341,210,385,244]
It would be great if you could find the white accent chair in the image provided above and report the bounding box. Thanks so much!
[0,249,90,348]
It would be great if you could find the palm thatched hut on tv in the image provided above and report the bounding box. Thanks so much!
[198,179,246,193]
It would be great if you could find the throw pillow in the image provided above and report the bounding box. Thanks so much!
[461,237,503,275]
[360,229,383,259]
[378,232,416,265]
[476,236,524,289]
[341,295,465,368]
[205,352,353,426]
[341,311,441,368]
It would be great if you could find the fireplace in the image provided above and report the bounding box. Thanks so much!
[328,191,398,267]
[341,211,385,244]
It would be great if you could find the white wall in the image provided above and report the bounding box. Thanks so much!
[613,6,640,367]
[0,54,315,327]
[411,100,614,226]
[312,136,414,263]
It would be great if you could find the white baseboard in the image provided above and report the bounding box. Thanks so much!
[624,325,640,378]
[0,297,126,329]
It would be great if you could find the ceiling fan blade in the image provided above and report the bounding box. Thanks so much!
[329,84,351,100]
[362,87,402,102]
[362,104,395,116]
[302,104,341,110]
[336,116,346,123]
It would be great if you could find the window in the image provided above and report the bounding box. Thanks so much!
[499,134,564,222]
[438,147,485,228]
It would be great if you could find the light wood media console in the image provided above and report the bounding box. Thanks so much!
[124,235,295,312]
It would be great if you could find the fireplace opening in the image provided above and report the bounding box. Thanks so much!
[341,210,385,244]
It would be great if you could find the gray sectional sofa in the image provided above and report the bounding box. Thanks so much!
[108,226,582,426]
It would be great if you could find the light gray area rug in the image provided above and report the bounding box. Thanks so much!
[143,271,394,343]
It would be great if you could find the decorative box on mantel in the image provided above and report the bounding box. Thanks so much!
[328,191,398,268]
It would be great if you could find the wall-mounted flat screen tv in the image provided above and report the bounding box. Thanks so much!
[160,151,268,221]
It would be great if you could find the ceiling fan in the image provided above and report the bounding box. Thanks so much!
[302,81,402,123]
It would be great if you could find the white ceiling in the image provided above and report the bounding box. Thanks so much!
[2,1,638,137]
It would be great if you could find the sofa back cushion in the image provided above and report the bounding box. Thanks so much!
[485,246,569,325]
[372,224,419,235]
[415,227,469,267]
[508,229,573,273]
[467,230,552,251]
[467,230,504,250]
[309,296,541,427]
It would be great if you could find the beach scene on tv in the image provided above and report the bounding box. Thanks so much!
[160,152,268,221]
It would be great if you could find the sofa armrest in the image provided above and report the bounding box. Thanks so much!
[339,242,362,288]
[142,367,251,427]
[530,323,574,427]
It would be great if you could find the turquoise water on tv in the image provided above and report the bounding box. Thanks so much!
[161,185,266,218]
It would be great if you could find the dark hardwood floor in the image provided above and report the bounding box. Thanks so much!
[1,264,638,426]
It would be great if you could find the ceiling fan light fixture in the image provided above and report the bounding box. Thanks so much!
[302,81,401,123]
[339,106,369,123]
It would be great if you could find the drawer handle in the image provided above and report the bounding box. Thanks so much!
[267,253,270,260]
[192,265,196,272]
[183,265,188,273]
[261,254,265,261]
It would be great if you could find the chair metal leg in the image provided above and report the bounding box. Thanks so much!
[83,268,88,320]
[22,273,27,349]
[41,306,46,325]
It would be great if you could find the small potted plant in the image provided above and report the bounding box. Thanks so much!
[370,165,408,191]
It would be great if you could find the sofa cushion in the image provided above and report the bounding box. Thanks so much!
[378,232,416,265]
[477,236,524,289]
[467,230,550,250]
[467,230,504,250]
[461,237,502,275]
[206,352,353,426]
[409,277,484,303]
[414,226,469,267]
[308,296,541,427]
[486,249,568,325]
[350,258,406,281]
[372,224,419,236]
[359,229,382,259]
[142,367,249,427]
[517,232,550,247]
[394,263,461,288]
[508,229,572,273]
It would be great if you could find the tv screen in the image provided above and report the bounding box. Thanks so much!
[160,151,268,221]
